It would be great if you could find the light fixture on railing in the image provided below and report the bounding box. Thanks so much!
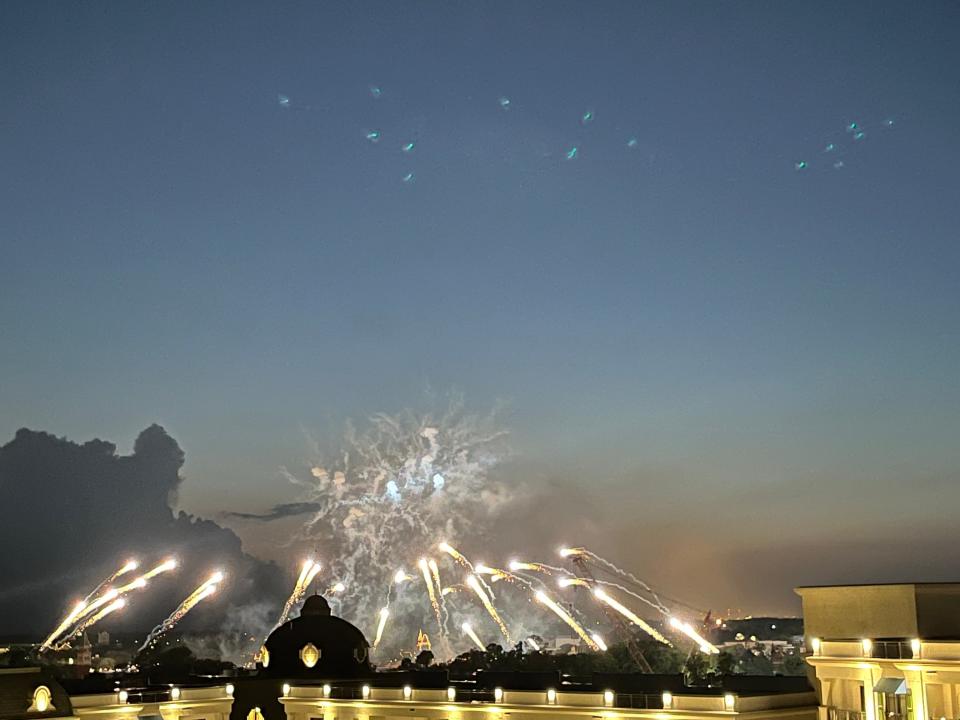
[546,688,557,704]
[603,690,614,707]
[662,691,673,708]
[322,684,331,698]
[403,685,413,700]
[861,639,873,656]
[118,690,128,704]
[447,687,457,702]
[494,687,503,703]
[810,637,821,655]
[723,693,736,711]
[170,687,181,701]
[282,683,291,697]
[225,684,234,697]
[361,684,370,699]
[911,638,921,658]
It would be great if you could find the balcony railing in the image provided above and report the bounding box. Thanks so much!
[614,693,665,710]
[828,708,866,720]
[871,641,914,660]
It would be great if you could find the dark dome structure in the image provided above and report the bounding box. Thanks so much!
[258,594,371,677]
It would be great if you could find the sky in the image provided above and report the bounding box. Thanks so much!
[2,0,960,617]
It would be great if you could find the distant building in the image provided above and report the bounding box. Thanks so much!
[798,582,960,720]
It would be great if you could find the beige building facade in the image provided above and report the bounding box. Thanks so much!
[798,583,960,720]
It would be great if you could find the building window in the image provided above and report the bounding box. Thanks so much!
[300,642,320,668]
[30,686,54,713]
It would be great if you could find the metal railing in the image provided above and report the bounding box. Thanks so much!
[871,641,914,660]
[615,693,665,710]
[828,709,866,720]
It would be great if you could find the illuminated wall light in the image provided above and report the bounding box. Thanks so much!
[282,683,291,697]
[662,691,673,708]
[447,687,457,702]
[861,639,873,655]
[810,637,821,655]
[170,687,181,701]
[603,690,615,707]
[225,684,234,697]
[546,688,557,704]
[33,687,52,713]
[322,684,332,698]
[911,638,922,657]
[118,690,129,704]
[494,687,504,703]
[723,693,736,711]
[361,684,371,699]
[300,642,320,668]
[403,685,413,700]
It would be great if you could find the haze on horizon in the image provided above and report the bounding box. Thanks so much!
[2,0,960,622]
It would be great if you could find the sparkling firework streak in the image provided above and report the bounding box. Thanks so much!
[438,542,473,569]
[140,558,177,581]
[669,617,719,653]
[461,622,485,651]
[276,560,319,628]
[465,574,511,643]
[440,585,462,596]
[428,558,449,628]
[394,569,413,584]
[591,633,609,651]
[558,577,590,588]
[373,606,390,648]
[328,582,346,594]
[593,588,671,645]
[525,636,541,651]
[40,600,88,651]
[534,590,599,650]
[139,574,222,652]
[418,558,443,633]
[573,548,668,612]
[83,559,138,604]
[57,598,125,648]
[116,576,148,594]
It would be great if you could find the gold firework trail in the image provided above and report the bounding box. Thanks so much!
[534,590,599,650]
[40,600,88,651]
[56,599,126,649]
[373,606,390,648]
[138,573,222,652]
[461,622,485,651]
[418,558,443,633]
[465,574,511,643]
[592,588,671,645]
[276,559,319,627]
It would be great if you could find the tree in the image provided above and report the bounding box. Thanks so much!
[683,650,711,686]
[415,650,434,667]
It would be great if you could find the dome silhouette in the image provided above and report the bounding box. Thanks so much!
[259,594,370,677]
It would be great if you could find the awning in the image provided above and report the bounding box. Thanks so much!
[874,678,909,695]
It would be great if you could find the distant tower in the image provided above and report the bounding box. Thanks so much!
[416,629,432,652]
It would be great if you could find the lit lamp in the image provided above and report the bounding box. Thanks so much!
[322,684,332,698]
[361,685,371,699]
[282,683,291,697]
[662,691,673,709]
[447,687,457,702]
[546,688,557,704]
[118,690,129,704]
[603,690,615,707]
[170,687,181,701]
[723,693,736,711]
[911,638,922,658]
[494,687,504,703]
[810,637,821,655]
[403,685,413,700]
[225,684,234,698]
[862,639,873,656]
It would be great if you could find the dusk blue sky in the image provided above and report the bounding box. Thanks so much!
[2,1,959,613]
